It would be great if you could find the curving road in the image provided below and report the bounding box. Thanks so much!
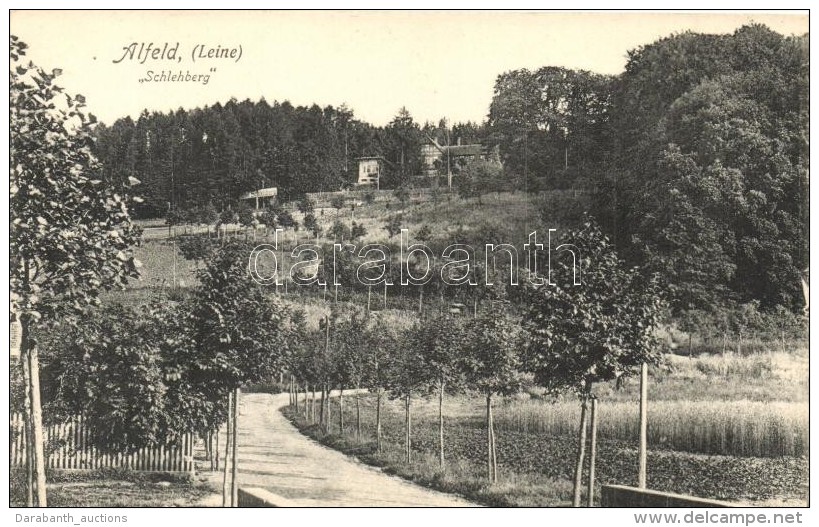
[204,392,476,507]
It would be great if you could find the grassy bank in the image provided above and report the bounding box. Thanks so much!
[9,468,217,507]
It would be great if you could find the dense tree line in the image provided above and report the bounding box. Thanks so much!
[488,25,808,315]
[92,100,486,217]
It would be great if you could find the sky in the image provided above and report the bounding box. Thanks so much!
[10,11,809,127]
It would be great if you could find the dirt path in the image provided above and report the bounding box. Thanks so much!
[201,392,476,507]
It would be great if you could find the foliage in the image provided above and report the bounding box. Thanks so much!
[297,197,316,215]
[329,220,351,241]
[177,234,217,262]
[189,240,293,394]
[236,202,255,229]
[10,35,142,323]
[456,158,503,202]
[330,195,345,211]
[600,25,808,313]
[522,218,665,397]
[460,314,524,397]
[350,221,367,241]
[259,209,278,231]
[277,209,297,230]
[384,215,403,237]
[40,304,171,450]
[303,213,321,237]
[488,66,613,189]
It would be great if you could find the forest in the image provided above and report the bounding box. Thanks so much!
[92,24,809,315]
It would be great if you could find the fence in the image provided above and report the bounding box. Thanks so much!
[601,485,738,507]
[10,413,194,473]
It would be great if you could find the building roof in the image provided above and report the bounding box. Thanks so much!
[357,156,385,161]
[443,144,483,157]
[240,187,278,200]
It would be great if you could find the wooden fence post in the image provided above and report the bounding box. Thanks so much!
[231,387,240,507]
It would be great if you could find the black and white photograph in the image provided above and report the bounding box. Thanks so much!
[7,8,811,517]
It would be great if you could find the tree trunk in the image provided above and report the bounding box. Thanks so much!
[355,390,362,441]
[688,333,693,359]
[304,385,309,419]
[22,333,46,507]
[320,385,326,429]
[215,428,220,471]
[222,391,232,507]
[438,379,445,469]
[20,348,34,507]
[486,393,493,483]
[405,392,412,463]
[491,411,498,483]
[326,385,332,432]
[572,396,589,507]
[418,288,423,315]
[339,389,344,434]
[638,363,648,488]
[376,389,383,452]
[587,397,598,507]
[208,431,214,471]
[231,388,240,507]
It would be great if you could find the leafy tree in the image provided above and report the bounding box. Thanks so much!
[385,330,437,464]
[297,196,316,215]
[362,317,397,452]
[259,209,278,234]
[329,220,351,242]
[410,315,466,468]
[329,312,368,436]
[602,25,808,314]
[303,213,321,238]
[188,240,292,425]
[384,215,403,237]
[488,66,613,189]
[41,300,201,451]
[236,202,255,235]
[277,209,297,230]
[330,195,345,218]
[350,221,367,241]
[197,203,219,237]
[456,158,503,204]
[522,218,665,505]
[10,35,142,506]
[460,313,524,483]
[178,234,217,262]
[218,208,236,238]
